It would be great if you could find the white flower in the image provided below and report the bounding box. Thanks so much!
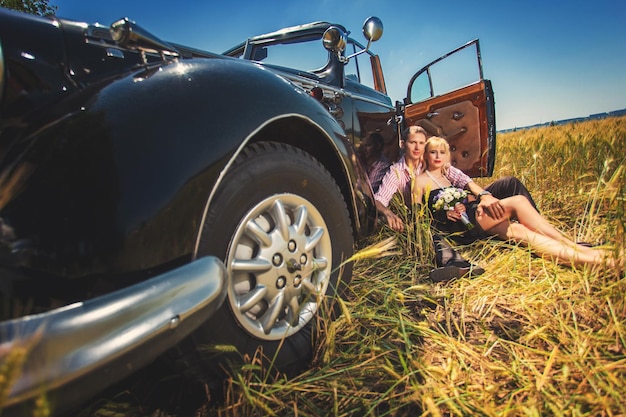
[431,187,473,230]
[433,187,468,212]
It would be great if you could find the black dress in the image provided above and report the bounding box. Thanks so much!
[426,188,488,242]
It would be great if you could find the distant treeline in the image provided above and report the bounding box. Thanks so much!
[499,107,626,133]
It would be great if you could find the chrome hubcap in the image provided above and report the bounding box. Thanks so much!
[226,193,332,340]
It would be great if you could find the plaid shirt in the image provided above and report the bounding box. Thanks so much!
[373,155,472,207]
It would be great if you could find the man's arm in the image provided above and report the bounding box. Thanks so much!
[375,199,404,232]
[465,182,505,220]
[373,165,406,231]
[446,166,505,219]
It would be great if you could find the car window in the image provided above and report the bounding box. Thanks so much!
[344,42,375,90]
[409,45,481,103]
[250,38,330,73]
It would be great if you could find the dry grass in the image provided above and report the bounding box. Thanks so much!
[2,117,624,416]
[210,116,626,416]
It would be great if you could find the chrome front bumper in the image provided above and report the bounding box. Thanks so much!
[0,256,227,413]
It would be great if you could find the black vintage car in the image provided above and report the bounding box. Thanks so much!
[0,7,495,415]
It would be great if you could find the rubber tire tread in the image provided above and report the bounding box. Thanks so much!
[174,142,353,381]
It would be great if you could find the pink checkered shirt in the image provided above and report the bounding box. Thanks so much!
[373,156,472,207]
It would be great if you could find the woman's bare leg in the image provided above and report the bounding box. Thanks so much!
[502,196,573,242]
[484,221,611,267]
[478,196,598,255]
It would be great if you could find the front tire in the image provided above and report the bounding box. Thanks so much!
[191,142,353,377]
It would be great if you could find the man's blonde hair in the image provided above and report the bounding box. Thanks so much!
[401,125,429,142]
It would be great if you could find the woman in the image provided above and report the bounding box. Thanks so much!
[414,136,616,268]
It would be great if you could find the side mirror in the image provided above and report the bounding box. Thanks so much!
[362,16,383,43]
[341,17,384,63]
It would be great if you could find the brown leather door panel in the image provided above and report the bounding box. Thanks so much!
[404,81,492,177]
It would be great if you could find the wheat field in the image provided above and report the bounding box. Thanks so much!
[2,116,624,417]
[211,116,625,417]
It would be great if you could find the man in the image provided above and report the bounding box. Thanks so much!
[374,125,538,281]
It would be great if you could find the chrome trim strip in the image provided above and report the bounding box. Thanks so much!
[344,89,394,109]
[275,70,394,110]
[1,256,227,407]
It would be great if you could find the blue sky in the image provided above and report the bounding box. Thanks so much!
[51,0,626,130]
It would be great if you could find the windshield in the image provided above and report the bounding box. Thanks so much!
[242,35,330,73]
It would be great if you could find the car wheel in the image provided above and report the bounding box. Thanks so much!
[183,142,353,378]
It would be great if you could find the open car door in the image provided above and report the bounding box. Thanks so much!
[403,39,496,177]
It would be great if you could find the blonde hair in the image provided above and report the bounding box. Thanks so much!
[402,125,429,142]
[424,136,451,175]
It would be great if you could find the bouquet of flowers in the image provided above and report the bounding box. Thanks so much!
[432,187,474,230]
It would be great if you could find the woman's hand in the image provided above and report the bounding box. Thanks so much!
[446,203,465,222]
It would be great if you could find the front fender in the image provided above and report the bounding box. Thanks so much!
[0,57,373,283]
